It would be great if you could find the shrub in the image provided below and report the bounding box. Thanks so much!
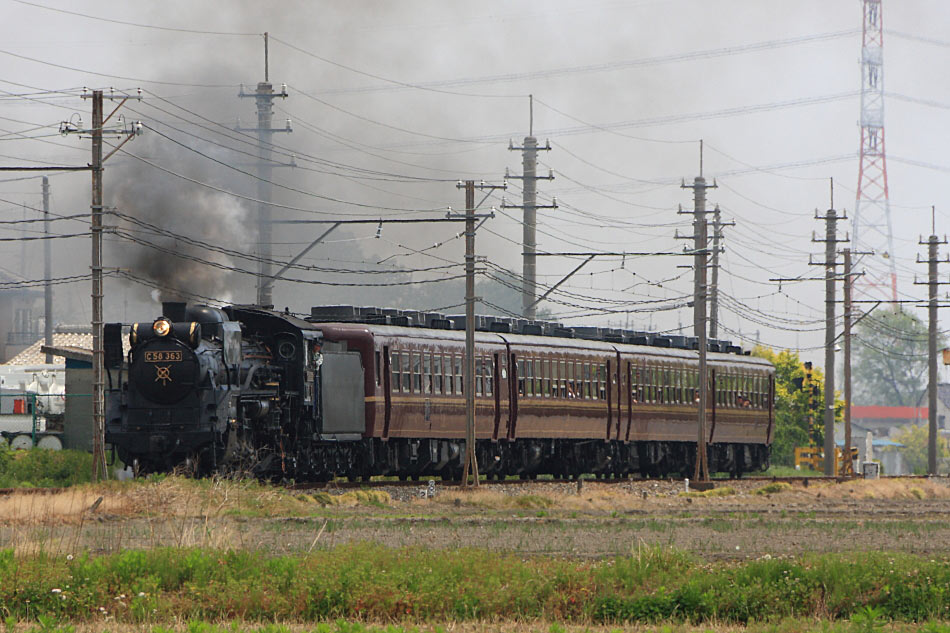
[0,448,92,488]
[754,482,793,495]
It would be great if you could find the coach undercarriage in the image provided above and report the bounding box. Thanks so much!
[287,437,769,482]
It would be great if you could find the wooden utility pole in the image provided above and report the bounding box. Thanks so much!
[453,180,503,487]
[90,91,105,480]
[62,89,142,480]
[462,180,478,486]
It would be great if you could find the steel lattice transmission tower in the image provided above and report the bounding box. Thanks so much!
[852,0,898,302]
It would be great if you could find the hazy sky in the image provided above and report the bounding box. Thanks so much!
[1,0,949,374]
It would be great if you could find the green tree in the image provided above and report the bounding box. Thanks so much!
[752,346,843,466]
[853,307,938,407]
[886,424,949,475]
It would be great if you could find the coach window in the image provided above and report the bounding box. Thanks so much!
[375,351,381,386]
[391,351,401,393]
[516,359,525,396]
[410,352,420,393]
[475,357,483,396]
[558,360,566,397]
[423,353,432,394]
[398,351,409,393]
[486,357,494,396]
[535,359,543,397]
[433,354,443,394]
[597,364,606,400]
[541,359,550,397]
[453,354,462,394]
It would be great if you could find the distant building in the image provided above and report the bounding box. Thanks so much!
[850,405,928,438]
[0,271,43,362]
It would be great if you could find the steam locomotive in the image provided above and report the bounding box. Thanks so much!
[105,302,775,480]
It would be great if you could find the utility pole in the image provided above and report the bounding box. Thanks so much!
[841,247,871,476]
[843,248,854,476]
[810,180,848,476]
[239,32,290,307]
[708,205,734,340]
[504,95,555,320]
[914,207,948,476]
[463,181,478,487]
[678,142,716,482]
[42,176,52,364]
[452,180,503,487]
[62,88,142,481]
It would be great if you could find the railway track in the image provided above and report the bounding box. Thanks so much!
[1,473,941,496]
[286,473,943,491]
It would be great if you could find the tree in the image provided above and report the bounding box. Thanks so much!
[752,346,843,466]
[887,424,948,474]
[853,307,939,407]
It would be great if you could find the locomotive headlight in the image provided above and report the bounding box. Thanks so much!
[153,318,172,337]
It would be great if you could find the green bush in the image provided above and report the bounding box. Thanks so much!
[0,447,92,488]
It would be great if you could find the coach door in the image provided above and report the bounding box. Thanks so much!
[492,350,509,441]
[382,345,392,439]
[507,350,519,439]
[614,351,623,440]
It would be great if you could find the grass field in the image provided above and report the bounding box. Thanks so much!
[3,473,950,630]
[2,545,950,625]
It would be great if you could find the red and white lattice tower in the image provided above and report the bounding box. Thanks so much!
[853,0,898,302]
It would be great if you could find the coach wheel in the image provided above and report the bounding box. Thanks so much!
[398,474,408,482]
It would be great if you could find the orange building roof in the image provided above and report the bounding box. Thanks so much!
[851,405,928,420]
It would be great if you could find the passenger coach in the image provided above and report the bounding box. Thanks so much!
[309,307,774,479]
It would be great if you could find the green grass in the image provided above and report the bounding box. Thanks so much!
[0,447,92,488]
[4,545,950,625]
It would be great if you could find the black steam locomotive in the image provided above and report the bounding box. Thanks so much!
[106,303,323,477]
[106,301,774,481]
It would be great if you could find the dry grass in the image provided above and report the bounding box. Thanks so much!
[808,478,950,501]
[0,488,133,525]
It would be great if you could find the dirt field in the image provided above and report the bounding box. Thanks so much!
[2,476,949,559]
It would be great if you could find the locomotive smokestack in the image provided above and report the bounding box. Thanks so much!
[162,301,187,322]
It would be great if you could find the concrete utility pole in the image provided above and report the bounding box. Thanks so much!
[239,32,290,307]
[62,88,142,481]
[915,208,947,476]
[678,143,716,482]
[842,246,871,476]
[843,249,854,475]
[42,176,52,364]
[504,96,555,320]
[810,181,847,476]
[708,205,734,340]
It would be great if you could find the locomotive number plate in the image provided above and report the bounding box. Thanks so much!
[145,350,182,362]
